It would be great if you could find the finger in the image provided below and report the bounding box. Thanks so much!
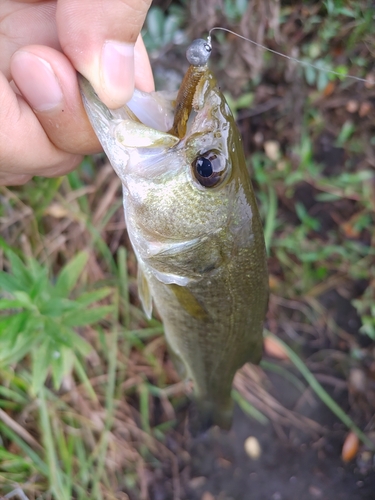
[0,71,82,184]
[0,173,32,187]
[10,45,101,155]
[56,0,153,108]
[0,0,59,79]
[134,35,154,93]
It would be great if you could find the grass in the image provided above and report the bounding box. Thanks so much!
[1,0,375,498]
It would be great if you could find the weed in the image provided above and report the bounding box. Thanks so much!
[0,245,113,394]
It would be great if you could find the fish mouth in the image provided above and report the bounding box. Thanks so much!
[79,73,175,138]
[78,63,217,184]
[79,57,213,151]
[124,63,211,145]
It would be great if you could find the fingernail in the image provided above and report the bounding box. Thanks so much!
[11,52,63,112]
[101,41,134,106]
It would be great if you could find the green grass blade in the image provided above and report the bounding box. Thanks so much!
[74,357,98,402]
[90,292,119,497]
[117,246,130,329]
[39,389,69,500]
[54,251,89,297]
[232,389,269,425]
[260,360,306,393]
[0,422,48,475]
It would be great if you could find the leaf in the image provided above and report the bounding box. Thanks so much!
[235,92,254,109]
[0,271,23,293]
[62,305,114,327]
[39,298,78,317]
[336,120,355,146]
[28,269,51,302]
[0,329,38,365]
[315,192,341,202]
[54,251,89,297]
[317,69,329,91]
[305,65,316,85]
[236,0,249,16]
[0,238,32,290]
[0,386,28,405]
[58,326,92,356]
[359,317,375,339]
[4,249,32,291]
[146,6,164,42]
[42,317,91,354]
[75,287,112,307]
[163,14,180,45]
[27,256,46,281]
[12,291,37,311]
[31,341,52,394]
[51,346,75,390]
[0,299,25,310]
[0,312,30,345]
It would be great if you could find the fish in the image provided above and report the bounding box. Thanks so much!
[79,39,268,433]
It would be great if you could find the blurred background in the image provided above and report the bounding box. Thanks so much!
[0,1,374,499]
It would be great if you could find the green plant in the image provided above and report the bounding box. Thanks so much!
[353,276,375,339]
[0,244,113,394]
[223,0,249,22]
[143,5,185,53]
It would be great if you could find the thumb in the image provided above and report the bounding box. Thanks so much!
[56,0,153,109]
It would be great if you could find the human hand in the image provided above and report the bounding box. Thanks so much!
[0,0,154,185]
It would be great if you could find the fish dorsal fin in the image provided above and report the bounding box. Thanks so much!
[137,265,153,319]
[168,284,208,321]
[113,120,179,149]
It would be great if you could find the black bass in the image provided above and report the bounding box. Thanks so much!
[79,39,268,433]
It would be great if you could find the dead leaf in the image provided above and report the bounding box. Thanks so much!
[342,432,359,462]
[264,336,289,360]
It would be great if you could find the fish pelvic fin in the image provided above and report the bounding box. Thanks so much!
[188,397,233,436]
[137,264,153,319]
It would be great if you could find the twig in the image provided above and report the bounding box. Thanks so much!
[0,409,43,452]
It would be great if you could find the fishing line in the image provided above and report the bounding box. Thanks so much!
[207,27,374,85]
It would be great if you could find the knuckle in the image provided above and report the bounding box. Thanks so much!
[0,174,31,186]
[38,154,82,178]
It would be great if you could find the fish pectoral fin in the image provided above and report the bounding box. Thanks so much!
[168,284,208,321]
[137,265,153,319]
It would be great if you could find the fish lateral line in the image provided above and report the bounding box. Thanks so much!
[207,26,374,86]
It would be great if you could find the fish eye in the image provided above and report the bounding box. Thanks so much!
[192,151,227,188]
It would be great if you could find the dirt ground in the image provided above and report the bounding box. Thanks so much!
[149,369,375,500]
[186,386,375,500]
[186,412,374,500]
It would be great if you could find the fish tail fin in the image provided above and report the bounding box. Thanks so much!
[188,398,233,436]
